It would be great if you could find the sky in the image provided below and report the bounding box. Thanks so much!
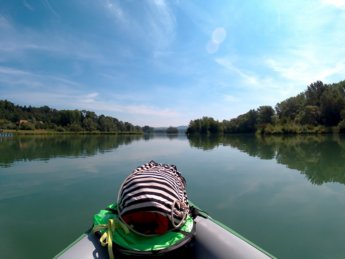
[1,0,345,127]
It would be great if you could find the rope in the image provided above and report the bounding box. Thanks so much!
[171,199,189,229]
[92,218,129,259]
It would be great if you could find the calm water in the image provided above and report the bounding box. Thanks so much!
[1,134,345,259]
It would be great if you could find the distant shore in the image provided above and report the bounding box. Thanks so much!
[1,129,143,135]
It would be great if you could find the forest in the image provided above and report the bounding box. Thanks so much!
[0,100,143,133]
[186,80,345,135]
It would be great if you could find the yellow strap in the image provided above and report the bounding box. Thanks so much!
[92,219,115,259]
[92,218,130,259]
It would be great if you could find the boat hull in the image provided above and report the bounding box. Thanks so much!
[55,215,275,258]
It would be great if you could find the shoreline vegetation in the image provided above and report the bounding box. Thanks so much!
[0,100,144,134]
[0,100,183,135]
[2,80,345,136]
[0,129,142,135]
[186,80,345,135]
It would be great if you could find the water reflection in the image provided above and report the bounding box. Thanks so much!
[188,134,223,150]
[143,133,186,141]
[188,134,345,185]
[0,135,144,167]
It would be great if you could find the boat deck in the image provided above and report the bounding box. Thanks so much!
[55,216,275,259]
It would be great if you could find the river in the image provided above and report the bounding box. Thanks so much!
[1,134,345,258]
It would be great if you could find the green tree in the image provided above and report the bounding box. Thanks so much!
[297,105,320,125]
[98,115,117,132]
[257,106,275,125]
[186,117,222,135]
[166,127,178,134]
[58,110,82,126]
[320,87,345,126]
[82,117,97,131]
[275,93,305,122]
[142,125,154,133]
[305,81,325,106]
[0,99,144,133]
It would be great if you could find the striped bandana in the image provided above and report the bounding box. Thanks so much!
[118,161,189,231]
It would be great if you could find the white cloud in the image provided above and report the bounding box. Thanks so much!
[0,65,180,125]
[79,100,177,117]
[269,1,345,83]
[213,56,310,111]
[23,0,35,11]
[215,57,258,85]
[0,15,109,67]
[265,46,345,85]
[41,0,60,18]
[0,66,95,111]
[0,66,82,89]
[146,0,176,50]
[0,16,11,29]
[0,66,32,77]
[79,100,183,127]
[82,92,99,103]
[321,0,345,9]
[103,0,176,51]
[104,0,125,22]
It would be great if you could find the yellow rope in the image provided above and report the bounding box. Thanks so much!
[92,219,115,259]
[92,218,130,259]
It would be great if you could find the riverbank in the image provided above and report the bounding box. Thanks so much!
[256,123,345,135]
[1,129,143,135]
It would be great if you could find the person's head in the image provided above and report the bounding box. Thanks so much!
[117,161,189,236]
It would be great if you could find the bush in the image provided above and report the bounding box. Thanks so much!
[0,119,17,129]
[336,120,345,133]
[69,123,83,132]
[258,123,330,134]
[281,123,302,134]
[56,126,65,132]
[19,122,35,130]
[257,124,283,134]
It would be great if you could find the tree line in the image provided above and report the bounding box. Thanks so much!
[186,80,345,135]
[0,100,142,133]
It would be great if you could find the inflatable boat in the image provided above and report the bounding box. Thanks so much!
[54,203,275,259]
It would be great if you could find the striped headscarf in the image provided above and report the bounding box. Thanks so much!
[117,161,189,232]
